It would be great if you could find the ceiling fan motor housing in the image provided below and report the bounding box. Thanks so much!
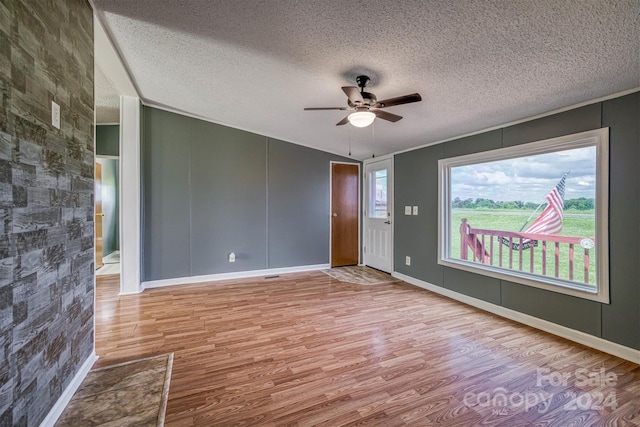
[348,92,377,108]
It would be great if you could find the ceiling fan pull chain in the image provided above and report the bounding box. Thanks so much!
[348,125,352,156]
[372,120,375,146]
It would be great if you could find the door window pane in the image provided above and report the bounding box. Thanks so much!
[369,169,387,218]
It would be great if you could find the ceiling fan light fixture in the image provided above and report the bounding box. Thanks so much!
[348,111,376,127]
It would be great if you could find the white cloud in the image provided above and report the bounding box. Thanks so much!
[451,146,596,203]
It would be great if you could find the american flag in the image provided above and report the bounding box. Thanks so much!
[524,173,568,235]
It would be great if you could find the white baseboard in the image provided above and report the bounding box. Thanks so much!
[119,289,144,295]
[39,351,98,427]
[393,272,640,364]
[142,264,331,290]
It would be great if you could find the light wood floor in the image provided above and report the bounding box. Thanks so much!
[95,272,640,426]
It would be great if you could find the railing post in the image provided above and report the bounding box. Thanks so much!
[518,237,524,271]
[529,240,535,273]
[584,249,590,284]
[569,243,574,281]
[490,236,494,266]
[460,218,469,260]
[555,242,560,278]
[481,235,486,264]
[509,237,513,269]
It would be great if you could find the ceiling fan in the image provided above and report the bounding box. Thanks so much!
[304,75,422,127]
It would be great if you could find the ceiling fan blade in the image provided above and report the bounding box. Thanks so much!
[336,116,350,126]
[374,110,403,122]
[342,86,364,105]
[304,107,349,111]
[374,93,422,108]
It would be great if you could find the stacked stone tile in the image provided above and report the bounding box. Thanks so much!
[0,0,95,425]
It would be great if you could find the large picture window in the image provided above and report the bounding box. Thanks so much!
[438,129,609,303]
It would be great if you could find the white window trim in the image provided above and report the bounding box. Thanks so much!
[438,128,610,303]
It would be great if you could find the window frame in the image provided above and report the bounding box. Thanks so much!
[438,128,610,303]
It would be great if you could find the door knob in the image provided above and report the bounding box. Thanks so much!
[332,213,338,217]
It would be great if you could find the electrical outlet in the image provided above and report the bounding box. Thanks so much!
[228,252,235,262]
[51,101,60,129]
[405,206,412,215]
[405,256,411,266]
[412,206,419,215]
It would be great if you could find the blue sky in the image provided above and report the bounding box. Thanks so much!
[451,146,596,203]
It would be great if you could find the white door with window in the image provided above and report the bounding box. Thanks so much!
[364,158,393,272]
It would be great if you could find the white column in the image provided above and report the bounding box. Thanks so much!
[119,95,142,294]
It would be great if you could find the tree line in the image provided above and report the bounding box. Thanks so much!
[452,197,595,211]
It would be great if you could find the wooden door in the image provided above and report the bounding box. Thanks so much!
[95,162,104,270]
[331,163,359,267]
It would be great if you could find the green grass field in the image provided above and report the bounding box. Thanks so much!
[450,209,597,286]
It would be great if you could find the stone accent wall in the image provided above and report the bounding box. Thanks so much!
[0,0,95,425]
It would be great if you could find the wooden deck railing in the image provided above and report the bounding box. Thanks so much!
[459,218,595,285]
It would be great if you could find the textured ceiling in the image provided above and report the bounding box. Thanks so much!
[92,0,639,159]
[95,63,120,124]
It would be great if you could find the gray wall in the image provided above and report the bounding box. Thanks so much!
[96,124,119,156]
[0,0,95,425]
[394,92,640,350]
[97,158,119,255]
[142,107,356,281]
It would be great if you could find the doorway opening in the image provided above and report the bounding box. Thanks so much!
[95,155,120,276]
[94,60,121,277]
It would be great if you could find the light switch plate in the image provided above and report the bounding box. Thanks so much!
[405,206,412,215]
[412,206,419,215]
[51,101,60,129]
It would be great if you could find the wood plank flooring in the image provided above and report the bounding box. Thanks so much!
[95,272,640,426]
